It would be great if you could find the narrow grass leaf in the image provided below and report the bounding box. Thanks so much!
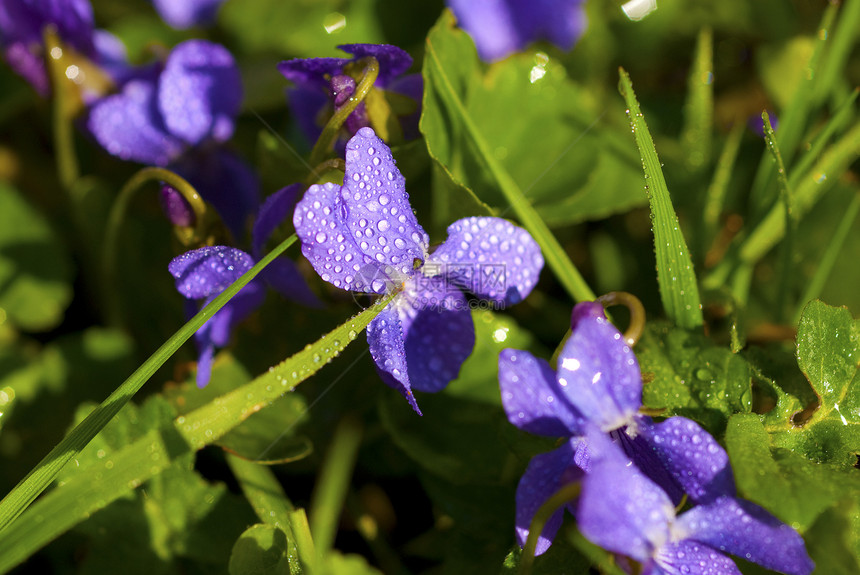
[812,0,860,106]
[424,25,596,303]
[0,294,394,573]
[618,68,703,329]
[681,27,713,173]
[701,121,744,263]
[0,234,298,535]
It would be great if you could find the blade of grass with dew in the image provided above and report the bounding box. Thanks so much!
[424,29,595,303]
[0,234,298,535]
[681,27,713,173]
[701,121,744,263]
[738,120,860,265]
[761,112,795,321]
[0,294,394,573]
[288,509,316,572]
[794,192,860,324]
[618,68,703,330]
[310,417,362,564]
[812,0,860,106]
[747,4,838,220]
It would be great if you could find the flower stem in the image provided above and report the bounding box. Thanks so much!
[308,57,380,168]
[102,167,207,327]
[519,482,581,575]
[44,28,79,190]
[598,291,646,346]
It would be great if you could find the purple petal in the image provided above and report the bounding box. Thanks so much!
[555,302,642,430]
[337,44,412,86]
[498,348,582,436]
[447,0,587,62]
[151,0,224,29]
[194,279,265,388]
[367,302,421,414]
[638,417,736,504]
[169,246,254,300]
[0,0,95,54]
[3,44,48,95]
[612,425,685,506]
[171,149,260,240]
[159,184,195,227]
[677,497,814,575]
[294,182,394,294]
[261,258,322,309]
[397,281,474,393]
[577,431,673,562]
[277,57,350,89]
[87,78,183,165]
[158,40,241,146]
[341,128,428,275]
[431,217,543,306]
[515,439,583,556]
[652,540,741,575]
[253,183,303,257]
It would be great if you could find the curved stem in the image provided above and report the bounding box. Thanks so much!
[44,28,79,190]
[597,291,646,346]
[102,167,207,327]
[519,482,582,575]
[308,57,380,168]
[303,158,347,187]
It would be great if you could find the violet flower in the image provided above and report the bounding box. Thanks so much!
[446,0,587,62]
[293,127,543,413]
[499,301,737,553]
[278,43,422,146]
[578,431,814,575]
[88,39,257,238]
[169,184,321,388]
[150,0,225,29]
[0,0,126,97]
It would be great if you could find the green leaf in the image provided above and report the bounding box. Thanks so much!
[421,10,596,303]
[229,524,291,575]
[636,321,753,433]
[681,27,713,172]
[617,68,703,329]
[0,181,72,331]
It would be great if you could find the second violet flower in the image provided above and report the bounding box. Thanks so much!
[294,127,544,414]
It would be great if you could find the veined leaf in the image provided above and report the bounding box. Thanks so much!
[618,68,703,329]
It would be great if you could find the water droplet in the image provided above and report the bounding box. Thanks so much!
[315,232,327,243]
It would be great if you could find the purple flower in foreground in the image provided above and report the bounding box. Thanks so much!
[578,431,813,575]
[500,302,737,553]
[446,0,587,62]
[150,0,225,29]
[278,43,422,146]
[294,127,543,413]
[88,39,257,237]
[0,0,125,96]
[169,184,320,388]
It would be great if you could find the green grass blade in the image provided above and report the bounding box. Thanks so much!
[424,31,596,303]
[681,27,714,173]
[794,192,860,324]
[618,68,703,329]
[227,454,294,529]
[310,417,362,562]
[761,112,795,321]
[747,4,839,220]
[813,0,860,106]
[0,294,393,573]
[0,234,298,534]
[701,121,744,261]
[739,120,860,265]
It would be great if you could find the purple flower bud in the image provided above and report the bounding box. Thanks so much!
[159,183,195,227]
[329,74,356,107]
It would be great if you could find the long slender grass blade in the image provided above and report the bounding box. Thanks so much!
[618,68,703,329]
[681,27,713,173]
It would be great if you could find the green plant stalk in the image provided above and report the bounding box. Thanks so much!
[618,68,703,330]
[289,509,317,573]
[761,112,795,322]
[309,57,379,167]
[794,192,860,324]
[102,167,207,327]
[227,454,294,529]
[424,39,595,303]
[44,28,79,190]
[812,0,860,106]
[310,417,363,564]
[518,482,581,575]
[0,292,395,572]
[0,234,297,535]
